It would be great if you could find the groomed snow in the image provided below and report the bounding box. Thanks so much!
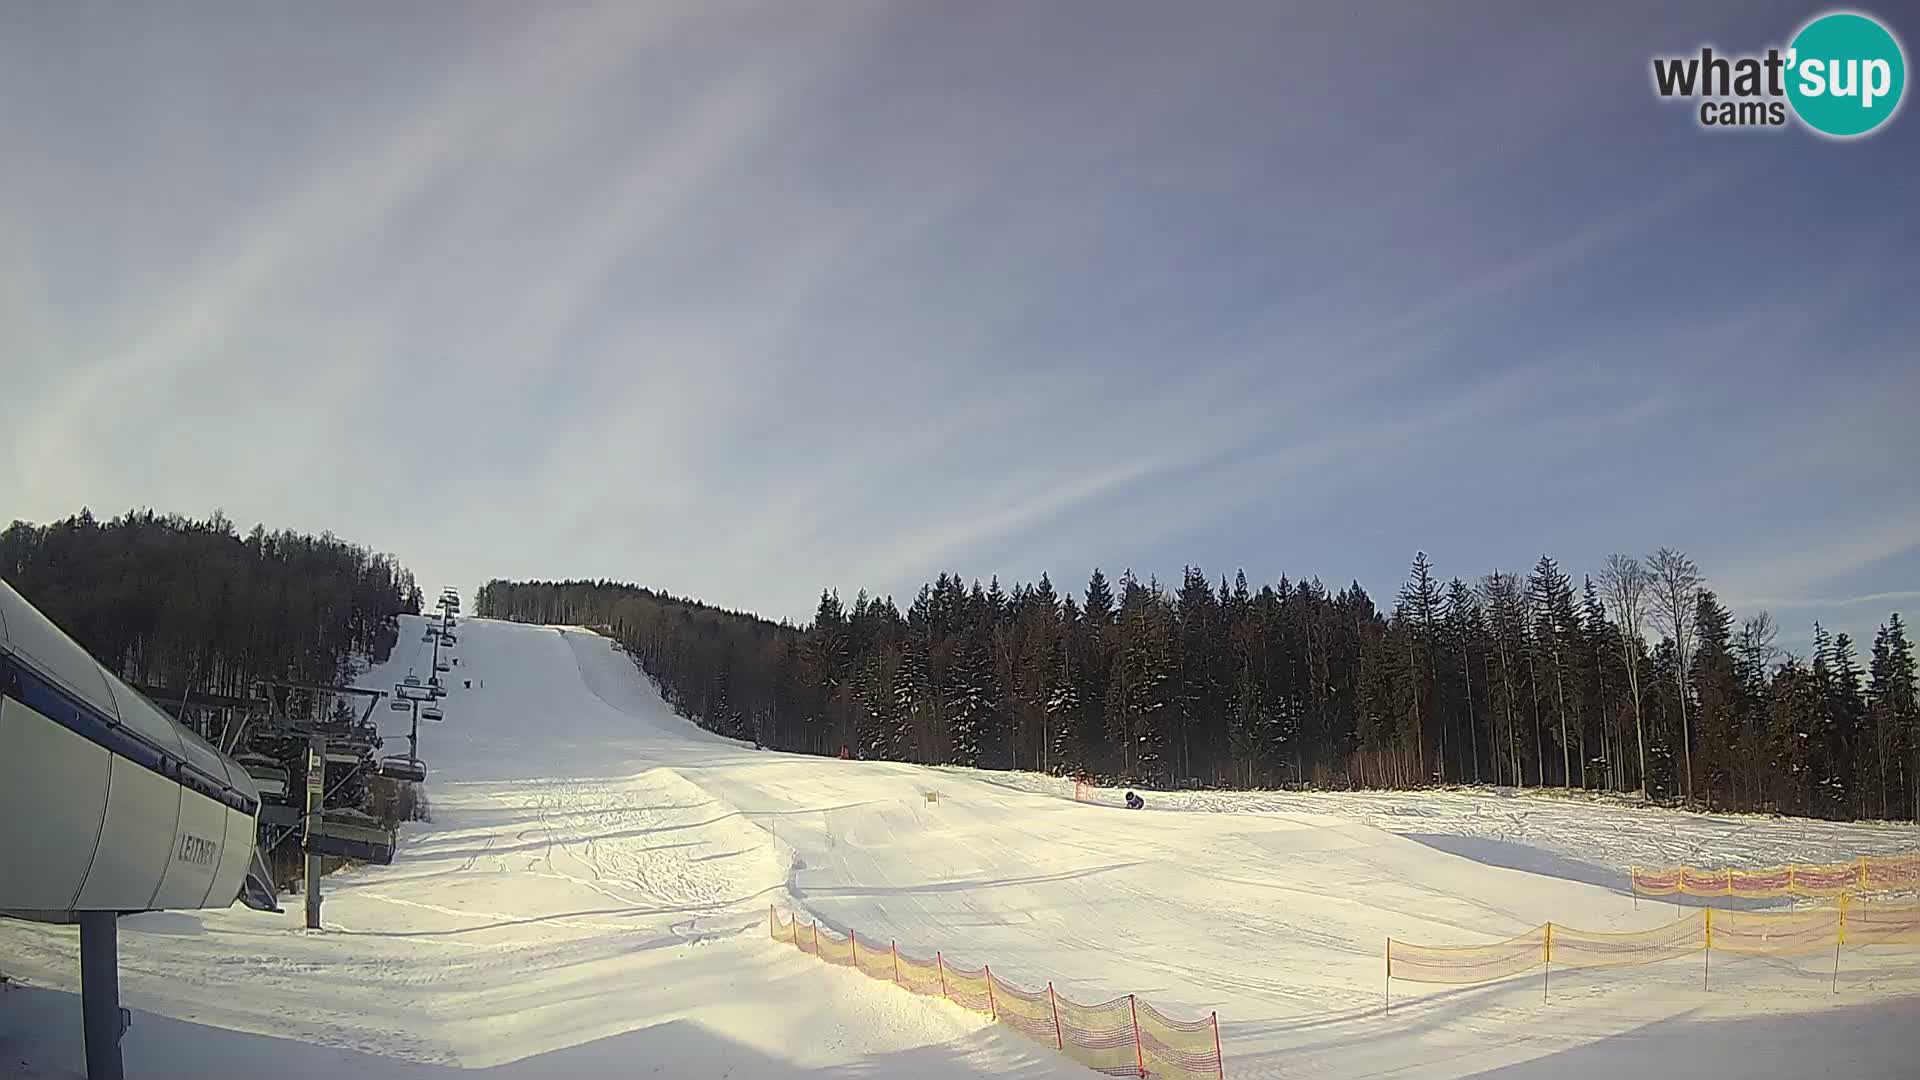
[4,614,1917,1079]
[959,769,1920,892]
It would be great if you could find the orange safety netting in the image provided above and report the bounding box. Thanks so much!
[1631,852,1920,899]
[1551,910,1706,970]
[1713,906,1842,957]
[1847,901,1920,947]
[1387,925,1546,984]
[1386,899,1920,998]
[768,907,1224,1078]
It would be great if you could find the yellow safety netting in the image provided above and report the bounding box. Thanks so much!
[1848,901,1920,947]
[1713,906,1842,957]
[895,947,945,998]
[854,935,896,982]
[1387,925,1546,984]
[768,907,1223,1078]
[941,957,993,1014]
[1387,900,1920,997]
[1055,992,1148,1078]
[1137,997,1228,1080]
[815,924,854,967]
[1632,853,1920,899]
[1551,910,1706,970]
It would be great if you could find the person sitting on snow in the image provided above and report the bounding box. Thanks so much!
[1124,790,1144,810]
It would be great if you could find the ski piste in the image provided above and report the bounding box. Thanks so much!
[5,614,1915,1078]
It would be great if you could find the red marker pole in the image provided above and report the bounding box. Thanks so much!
[1130,994,1145,1078]
[1212,1012,1224,1080]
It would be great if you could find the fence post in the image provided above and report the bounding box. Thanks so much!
[893,941,901,985]
[938,952,947,999]
[1048,983,1063,1050]
[1384,938,1391,1015]
[1832,893,1846,993]
[1542,924,1552,1003]
[1703,908,1712,990]
[1129,994,1145,1078]
[1212,1011,1224,1080]
[1630,866,1637,910]
[850,928,857,968]
[1858,856,1869,891]
[985,965,997,1019]
[812,921,820,955]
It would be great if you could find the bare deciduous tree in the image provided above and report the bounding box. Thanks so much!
[1599,554,1651,795]
[1647,548,1702,802]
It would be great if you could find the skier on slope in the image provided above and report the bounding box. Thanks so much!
[1124,790,1144,810]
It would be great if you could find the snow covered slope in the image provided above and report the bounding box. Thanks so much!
[4,613,1917,1079]
[0,617,1085,1079]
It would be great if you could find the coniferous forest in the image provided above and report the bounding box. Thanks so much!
[2,509,422,695]
[479,552,1918,822]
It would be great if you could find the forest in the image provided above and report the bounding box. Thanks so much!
[2,508,422,698]
[478,551,1918,822]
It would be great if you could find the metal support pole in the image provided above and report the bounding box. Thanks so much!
[1832,893,1846,993]
[1703,908,1712,991]
[304,733,326,930]
[78,911,126,1080]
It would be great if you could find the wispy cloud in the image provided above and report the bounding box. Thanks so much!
[2,1,1914,649]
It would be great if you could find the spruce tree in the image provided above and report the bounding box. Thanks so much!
[1691,591,1739,809]
[1397,553,1442,779]
[1869,616,1918,819]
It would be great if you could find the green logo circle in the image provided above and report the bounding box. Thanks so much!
[1787,12,1906,137]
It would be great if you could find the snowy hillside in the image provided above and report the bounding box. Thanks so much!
[3,614,1917,1078]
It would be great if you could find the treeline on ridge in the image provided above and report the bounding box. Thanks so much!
[477,555,1918,822]
[2,508,423,698]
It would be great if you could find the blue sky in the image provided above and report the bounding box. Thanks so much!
[3,1,1916,651]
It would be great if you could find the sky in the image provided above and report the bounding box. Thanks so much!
[3,1,1916,653]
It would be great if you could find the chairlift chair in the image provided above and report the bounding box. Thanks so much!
[403,673,421,686]
[236,754,290,800]
[308,810,396,865]
[376,754,427,783]
[420,705,444,722]
[431,684,447,698]
[435,661,450,673]
[389,698,410,712]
